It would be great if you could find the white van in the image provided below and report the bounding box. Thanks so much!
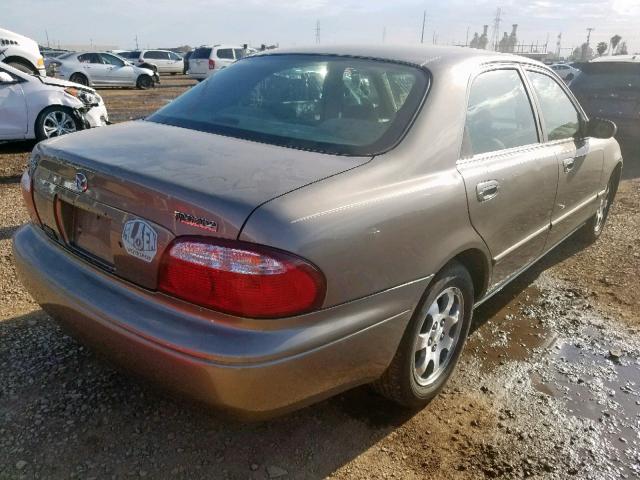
[187,45,247,80]
[0,27,46,76]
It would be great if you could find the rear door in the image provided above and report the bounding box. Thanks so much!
[214,48,235,71]
[0,68,27,139]
[457,66,558,289]
[144,50,168,72]
[78,53,109,85]
[189,47,212,75]
[525,68,604,247]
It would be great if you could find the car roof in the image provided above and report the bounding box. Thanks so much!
[252,44,546,72]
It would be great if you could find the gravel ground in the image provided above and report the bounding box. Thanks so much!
[0,77,638,479]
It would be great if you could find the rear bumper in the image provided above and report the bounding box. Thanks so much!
[13,224,428,417]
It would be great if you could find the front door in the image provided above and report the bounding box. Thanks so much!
[100,53,136,86]
[457,67,558,289]
[0,69,27,140]
[524,69,604,247]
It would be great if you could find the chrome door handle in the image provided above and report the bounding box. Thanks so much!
[563,158,576,172]
[476,180,500,202]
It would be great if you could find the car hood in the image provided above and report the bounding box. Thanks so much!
[36,121,372,239]
[38,76,97,93]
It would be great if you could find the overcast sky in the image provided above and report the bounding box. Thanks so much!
[4,0,640,54]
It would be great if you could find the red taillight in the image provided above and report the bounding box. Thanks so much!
[158,237,326,318]
[20,170,40,224]
[208,59,215,69]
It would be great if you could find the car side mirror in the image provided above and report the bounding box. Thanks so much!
[587,118,617,139]
[0,72,15,83]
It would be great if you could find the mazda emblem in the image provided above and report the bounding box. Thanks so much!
[75,172,88,192]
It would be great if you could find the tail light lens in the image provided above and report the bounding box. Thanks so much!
[20,154,41,224]
[208,59,215,69]
[20,170,40,224]
[158,237,326,318]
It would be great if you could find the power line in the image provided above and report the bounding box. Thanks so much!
[420,10,426,44]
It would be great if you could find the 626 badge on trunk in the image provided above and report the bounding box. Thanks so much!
[122,219,158,263]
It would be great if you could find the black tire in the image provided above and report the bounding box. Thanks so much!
[6,61,37,75]
[566,73,574,82]
[69,73,89,86]
[578,169,619,243]
[35,106,79,141]
[136,74,153,90]
[372,261,474,408]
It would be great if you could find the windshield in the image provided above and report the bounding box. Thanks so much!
[148,54,429,155]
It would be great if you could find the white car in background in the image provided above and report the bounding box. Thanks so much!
[0,62,108,141]
[187,45,248,80]
[0,27,46,76]
[550,63,581,82]
[119,50,184,74]
[48,52,158,89]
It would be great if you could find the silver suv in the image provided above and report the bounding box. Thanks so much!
[187,44,247,80]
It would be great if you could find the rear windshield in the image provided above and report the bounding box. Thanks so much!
[148,54,429,155]
[192,47,212,59]
[571,63,640,91]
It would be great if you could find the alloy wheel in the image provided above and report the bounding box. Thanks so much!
[42,110,76,138]
[413,286,464,387]
[594,184,610,234]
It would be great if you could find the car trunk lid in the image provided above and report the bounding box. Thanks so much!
[31,120,370,289]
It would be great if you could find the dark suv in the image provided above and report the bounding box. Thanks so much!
[570,61,640,148]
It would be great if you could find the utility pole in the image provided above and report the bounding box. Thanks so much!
[556,32,562,58]
[45,30,50,48]
[466,26,470,46]
[420,10,426,44]
[315,20,321,44]
[135,34,139,50]
[382,26,386,43]
[586,27,594,45]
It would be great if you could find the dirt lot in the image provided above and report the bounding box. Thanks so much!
[1,77,638,479]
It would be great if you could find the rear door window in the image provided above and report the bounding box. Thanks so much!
[527,71,581,141]
[216,48,234,60]
[464,69,539,156]
[78,53,102,64]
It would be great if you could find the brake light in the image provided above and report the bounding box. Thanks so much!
[20,170,40,224]
[208,59,215,69]
[158,237,326,318]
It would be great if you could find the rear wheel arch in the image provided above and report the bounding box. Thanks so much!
[451,249,490,301]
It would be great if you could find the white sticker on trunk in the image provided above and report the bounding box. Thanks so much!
[122,219,158,263]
